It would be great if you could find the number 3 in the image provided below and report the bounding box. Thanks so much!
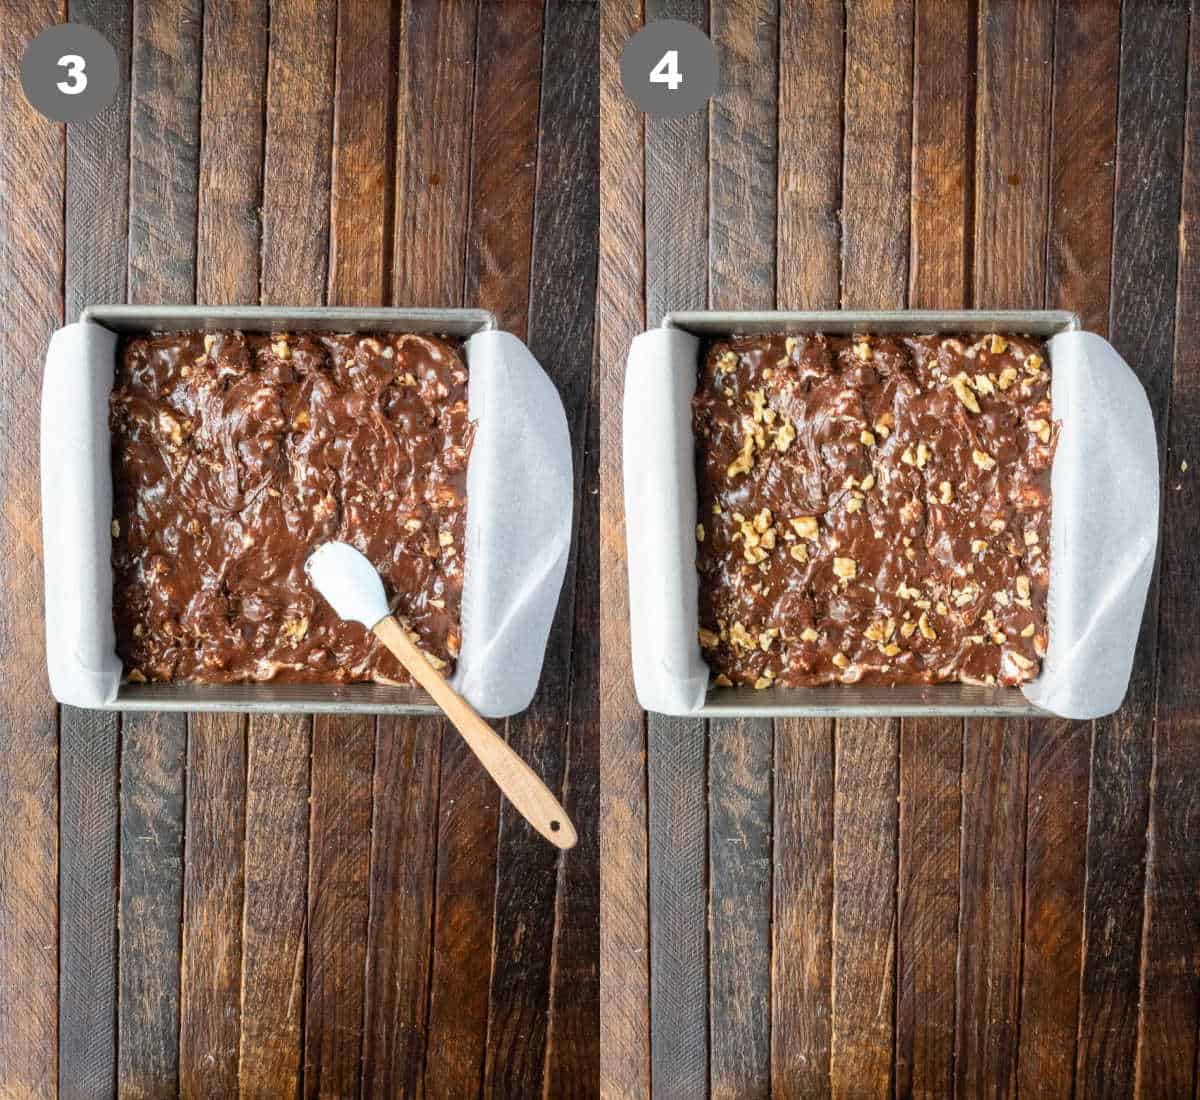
[57,53,87,95]
[649,49,683,91]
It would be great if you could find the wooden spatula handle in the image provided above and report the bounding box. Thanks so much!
[373,615,577,850]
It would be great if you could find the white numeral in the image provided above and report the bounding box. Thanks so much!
[649,49,683,91]
[57,53,87,95]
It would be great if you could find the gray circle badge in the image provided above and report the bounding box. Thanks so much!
[21,23,119,124]
[619,19,718,119]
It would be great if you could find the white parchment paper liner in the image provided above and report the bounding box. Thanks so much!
[623,327,1158,719]
[41,322,572,718]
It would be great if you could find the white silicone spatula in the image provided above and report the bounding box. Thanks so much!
[306,542,577,850]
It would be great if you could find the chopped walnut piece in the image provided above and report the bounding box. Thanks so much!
[800,627,819,642]
[1015,575,1032,600]
[854,341,872,361]
[832,557,857,580]
[696,523,705,543]
[860,429,876,447]
[951,372,981,414]
[938,481,953,505]
[775,418,797,451]
[972,448,996,471]
[990,334,1008,354]
[918,612,937,640]
[791,516,818,539]
[874,411,894,438]
[832,652,850,669]
[789,543,808,563]
[860,473,876,491]
[698,627,720,649]
[1021,623,1035,638]
[996,365,1019,391]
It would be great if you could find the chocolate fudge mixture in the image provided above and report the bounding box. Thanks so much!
[693,333,1057,688]
[110,331,472,684]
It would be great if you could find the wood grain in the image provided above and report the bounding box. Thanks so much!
[303,715,374,1099]
[463,0,543,339]
[119,713,186,1098]
[771,9,841,1095]
[238,717,310,1097]
[898,7,970,1094]
[954,720,1029,1096]
[706,4,777,1095]
[1136,11,1200,1093]
[484,3,598,1094]
[119,3,203,1090]
[59,3,132,1094]
[1077,3,1189,1095]
[776,0,842,311]
[598,0,650,1094]
[770,721,833,1099]
[831,4,910,1094]
[648,716,709,1098]
[645,0,708,327]
[1015,4,1118,1090]
[178,714,246,1098]
[544,339,602,1100]
[392,0,479,308]
[260,0,336,304]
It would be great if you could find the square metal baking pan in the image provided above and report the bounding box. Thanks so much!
[663,308,1080,718]
[81,304,496,715]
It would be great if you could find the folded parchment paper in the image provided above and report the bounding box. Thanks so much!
[623,325,1158,720]
[41,321,572,718]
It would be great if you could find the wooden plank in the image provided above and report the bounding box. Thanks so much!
[462,0,543,338]
[770,721,834,1099]
[1016,3,1118,1091]
[649,716,709,1098]
[178,715,246,1098]
[543,345,602,1099]
[483,2,597,1095]
[119,713,187,1098]
[392,0,479,307]
[0,9,65,1076]
[831,3,910,1094]
[328,0,395,304]
[238,717,309,1097]
[260,0,336,305]
[230,3,320,1094]
[771,8,840,1096]
[361,4,473,1094]
[638,0,709,1094]
[59,3,132,1095]
[598,0,650,1094]
[776,0,842,311]
[1043,0,1120,334]
[708,718,772,1100]
[1137,9,1200,1091]
[196,0,268,305]
[963,2,1053,1093]
[894,720,959,1099]
[119,2,203,1090]
[954,720,1029,1096]
[840,0,912,310]
[1017,718,1089,1094]
[705,3,776,1096]
[1076,2,1189,1095]
[360,719,441,1097]
[177,6,269,1093]
[830,720,900,1097]
[303,715,374,1099]
[898,5,969,1095]
[644,0,708,327]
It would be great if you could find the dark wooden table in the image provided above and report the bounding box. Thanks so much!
[601,0,1200,1096]
[0,1,598,1096]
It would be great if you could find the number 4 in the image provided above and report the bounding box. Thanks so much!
[649,49,683,91]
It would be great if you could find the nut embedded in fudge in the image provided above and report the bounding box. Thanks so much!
[692,332,1057,689]
[110,330,474,685]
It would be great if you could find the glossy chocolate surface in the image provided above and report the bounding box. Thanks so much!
[110,331,472,684]
[693,332,1056,689]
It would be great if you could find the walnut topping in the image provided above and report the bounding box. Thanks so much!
[717,350,737,372]
[990,334,1008,354]
[800,627,819,642]
[1006,651,1036,672]
[832,652,850,669]
[973,374,995,396]
[854,341,872,361]
[727,433,756,478]
[273,339,292,360]
[698,627,720,649]
[775,418,797,451]
[1015,575,1032,600]
[292,409,311,432]
[696,523,705,543]
[1028,417,1052,444]
[860,473,876,491]
[972,448,996,471]
[789,543,808,563]
[997,366,1019,391]
[438,530,454,547]
[832,556,857,580]
[791,516,819,540]
[1021,623,1035,638]
[938,481,953,504]
[111,519,120,538]
[1024,529,1039,546]
[874,411,894,439]
[860,429,876,447]
[281,616,309,642]
[951,372,981,414]
[918,612,937,640]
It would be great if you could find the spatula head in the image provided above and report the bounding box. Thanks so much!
[305,542,389,628]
